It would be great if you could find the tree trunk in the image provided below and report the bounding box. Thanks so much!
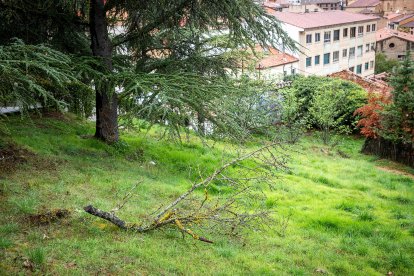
[89,0,119,143]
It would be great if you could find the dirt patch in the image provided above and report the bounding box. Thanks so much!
[0,143,36,175]
[377,166,414,180]
[27,208,71,225]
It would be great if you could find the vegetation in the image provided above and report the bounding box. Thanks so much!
[375,52,400,74]
[0,0,296,143]
[279,76,367,144]
[1,115,413,275]
[355,54,413,167]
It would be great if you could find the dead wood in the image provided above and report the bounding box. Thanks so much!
[83,142,288,243]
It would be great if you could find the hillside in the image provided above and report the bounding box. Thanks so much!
[1,114,414,275]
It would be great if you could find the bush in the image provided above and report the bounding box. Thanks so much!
[275,88,307,143]
[280,76,367,139]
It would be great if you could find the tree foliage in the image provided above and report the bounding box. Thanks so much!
[356,53,413,143]
[0,41,84,114]
[280,76,367,133]
[0,0,296,143]
[375,52,400,74]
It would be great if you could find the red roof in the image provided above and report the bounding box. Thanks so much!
[347,0,380,8]
[256,48,298,69]
[270,10,379,29]
[384,13,403,20]
[376,27,414,43]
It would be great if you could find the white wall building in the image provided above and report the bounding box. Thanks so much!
[270,10,379,77]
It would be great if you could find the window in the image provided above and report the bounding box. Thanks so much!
[342,49,348,57]
[366,25,371,32]
[371,42,375,51]
[324,53,330,65]
[398,55,406,60]
[357,45,363,57]
[343,28,348,37]
[333,51,339,62]
[389,42,395,48]
[350,27,356,38]
[333,29,340,41]
[349,47,355,58]
[306,34,312,44]
[306,57,312,67]
[365,62,369,70]
[349,66,355,72]
[370,61,374,68]
[324,31,331,43]
[356,64,362,74]
[358,26,364,36]
[372,24,376,31]
[411,42,414,50]
[366,43,370,52]
[315,55,320,65]
[315,33,321,43]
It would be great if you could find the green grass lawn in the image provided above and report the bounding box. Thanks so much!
[1,114,413,275]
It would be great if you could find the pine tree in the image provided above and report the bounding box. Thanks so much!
[1,0,295,143]
[380,53,414,143]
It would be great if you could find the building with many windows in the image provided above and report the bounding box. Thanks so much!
[270,10,379,77]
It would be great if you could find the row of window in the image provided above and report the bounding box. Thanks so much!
[305,44,375,67]
[349,61,374,74]
[306,23,377,44]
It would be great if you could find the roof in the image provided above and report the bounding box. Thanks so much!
[376,27,414,43]
[255,47,299,69]
[401,21,414,28]
[347,0,380,8]
[301,0,342,4]
[329,70,390,94]
[391,13,414,23]
[384,13,403,20]
[270,10,379,29]
[384,13,402,20]
[359,8,376,14]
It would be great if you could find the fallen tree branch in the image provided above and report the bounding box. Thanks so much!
[83,142,288,243]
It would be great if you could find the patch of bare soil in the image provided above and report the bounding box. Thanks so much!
[27,209,71,225]
[377,166,414,180]
[0,143,36,175]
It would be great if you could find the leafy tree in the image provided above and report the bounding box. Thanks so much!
[275,88,307,143]
[281,76,367,132]
[375,52,400,74]
[309,86,347,144]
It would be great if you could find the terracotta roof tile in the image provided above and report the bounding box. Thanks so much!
[270,10,379,29]
[254,46,298,69]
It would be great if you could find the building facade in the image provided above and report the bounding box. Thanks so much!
[272,11,379,77]
[376,28,414,60]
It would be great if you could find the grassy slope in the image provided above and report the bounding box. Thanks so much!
[0,114,413,275]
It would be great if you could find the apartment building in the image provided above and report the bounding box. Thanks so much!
[271,10,379,77]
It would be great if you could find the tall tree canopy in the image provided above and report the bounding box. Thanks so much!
[0,0,295,143]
